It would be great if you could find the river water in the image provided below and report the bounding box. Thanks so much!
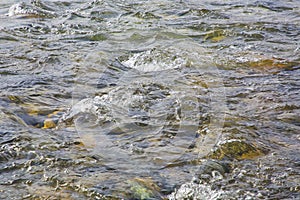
[0,0,299,199]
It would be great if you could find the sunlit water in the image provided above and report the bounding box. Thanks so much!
[0,0,299,199]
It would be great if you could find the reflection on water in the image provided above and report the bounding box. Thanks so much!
[0,0,299,199]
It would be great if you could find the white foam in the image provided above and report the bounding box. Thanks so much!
[168,181,228,200]
[121,49,187,72]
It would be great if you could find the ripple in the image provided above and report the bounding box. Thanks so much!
[1,0,300,198]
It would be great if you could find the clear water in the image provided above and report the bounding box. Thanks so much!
[0,0,299,199]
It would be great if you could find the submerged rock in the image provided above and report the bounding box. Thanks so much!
[4,95,62,129]
[208,139,265,160]
[196,160,230,177]
[128,177,162,200]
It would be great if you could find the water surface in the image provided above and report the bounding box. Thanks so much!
[0,0,299,199]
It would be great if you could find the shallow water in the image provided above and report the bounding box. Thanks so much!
[0,0,299,199]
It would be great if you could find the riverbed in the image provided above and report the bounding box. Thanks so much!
[0,0,299,199]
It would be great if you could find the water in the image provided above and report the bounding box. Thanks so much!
[0,0,299,199]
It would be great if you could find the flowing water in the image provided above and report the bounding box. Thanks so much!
[0,0,299,199]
